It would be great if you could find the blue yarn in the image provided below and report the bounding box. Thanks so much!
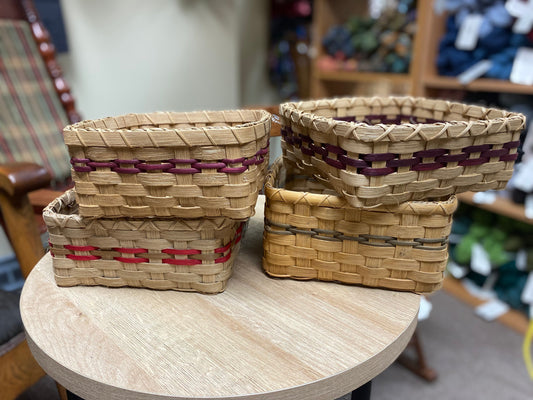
[478,27,511,52]
[485,3,513,28]
[510,33,532,48]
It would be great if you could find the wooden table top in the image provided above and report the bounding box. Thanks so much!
[20,197,420,400]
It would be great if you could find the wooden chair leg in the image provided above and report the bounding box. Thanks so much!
[396,329,438,382]
[56,382,69,400]
[0,337,46,400]
[0,191,45,278]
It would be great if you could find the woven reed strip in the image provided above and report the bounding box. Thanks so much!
[263,158,457,294]
[63,110,271,219]
[280,96,525,208]
[43,190,242,294]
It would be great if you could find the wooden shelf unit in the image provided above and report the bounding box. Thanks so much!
[457,192,533,225]
[309,0,416,98]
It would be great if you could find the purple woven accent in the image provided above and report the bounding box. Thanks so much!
[114,167,141,174]
[114,159,140,164]
[310,143,328,157]
[503,141,520,149]
[242,157,257,166]
[360,167,395,176]
[364,153,395,162]
[292,137,302,146]
[70,157,90,164]
[325,144,346,155]
[255,157,266,165]
[218,166,248,173]
[334,116,356,122]
[436,153,467,163]
[73,166,93,172]
[339,155,368,168]
[169,159,198,164]
[257,147,269,155]
[300,135,313,143]
[301,147,314,156]
[192,162,227,169]
[458,157,489,166]
[168,167,201,174]
[386,158,419,168]
[137,163,173,171]
[410,116,442,124]
[500,153,518,162]
[482,149,509,158]
[333,114,445,125]
[463,144,491,153]
[414,149,447,158]
[87,161,117,168]
[364,114,402,124]
[411,162,445,171]
[325,156,345,170]
[222,157,246,164]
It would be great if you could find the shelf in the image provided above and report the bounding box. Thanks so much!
[457,192,533,225]
[315,69,411,85]
[423,76,533,95]
[442,277,529,336]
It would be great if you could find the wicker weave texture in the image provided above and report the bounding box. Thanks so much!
[263,158,457,294]
[64,110,271,219]
[280,96,525,208]
[44,190,243,293]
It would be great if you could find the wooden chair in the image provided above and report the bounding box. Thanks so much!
[0,0,80,398]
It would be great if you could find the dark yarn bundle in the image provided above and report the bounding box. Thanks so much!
[437,0,533,79]
[321,0,416,73]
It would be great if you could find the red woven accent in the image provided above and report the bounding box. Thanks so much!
[64,244,99,251]
[215,251,232,264]
[214,242,232,253]
[162,248,201,255]
[66,254,101,261]
[162,258,202,265]
[113,247,148,254]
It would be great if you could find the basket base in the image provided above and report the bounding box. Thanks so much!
[262,259,444,294]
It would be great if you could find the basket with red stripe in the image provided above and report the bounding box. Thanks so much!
[280,96,525,208]
[43,190,244,293]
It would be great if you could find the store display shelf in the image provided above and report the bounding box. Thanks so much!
[457,192,533,226]
[423,75,533,95]
[442,277,529,335]
[315,69,411,84]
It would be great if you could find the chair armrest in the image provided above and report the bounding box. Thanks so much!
[0,162,51,197]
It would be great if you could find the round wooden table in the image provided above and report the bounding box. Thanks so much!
[20,197,420,400]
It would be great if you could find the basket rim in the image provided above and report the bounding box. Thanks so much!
[279,96,525,142]
[64,109,271,134]
[264,157,458,215]
[43,189,242,229]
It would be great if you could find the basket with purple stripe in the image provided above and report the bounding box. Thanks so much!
[280,96,525,208]
[63,110,271,219]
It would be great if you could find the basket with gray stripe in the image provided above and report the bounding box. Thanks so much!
[263,157,457,294]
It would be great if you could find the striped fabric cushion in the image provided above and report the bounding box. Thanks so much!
[0,20,71,187]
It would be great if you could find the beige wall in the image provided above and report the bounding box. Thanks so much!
[59,0,279,119]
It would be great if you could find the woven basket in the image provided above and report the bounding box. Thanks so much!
[280,96,525,208]
[64,110,271,219]
[44,190,244,294]
[263,157,458,294]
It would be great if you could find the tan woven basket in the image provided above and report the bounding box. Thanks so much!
[280,96,525,208]
[64,110,271,219]
[263,157,458,294]
[44,190,244,294]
